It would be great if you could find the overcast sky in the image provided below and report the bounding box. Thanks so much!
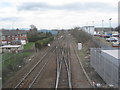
[0,0,119,29]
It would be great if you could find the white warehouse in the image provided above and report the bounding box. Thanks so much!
[82,26,95,35]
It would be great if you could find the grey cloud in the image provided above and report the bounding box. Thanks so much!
[0,17,22,21]
[17,2,117,12]
[17,2,52,11]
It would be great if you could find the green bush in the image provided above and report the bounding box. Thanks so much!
[27,32,53,42]
[71,30,91,44]
[35,37,54,49]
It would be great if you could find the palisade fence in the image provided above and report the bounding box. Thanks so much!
[90,48,119,87]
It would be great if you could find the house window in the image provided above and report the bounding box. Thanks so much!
[7,48,11,49]
[15,37,18,40]
[2,36,5,40]
[7,36,11,40]
[12,36,14,39]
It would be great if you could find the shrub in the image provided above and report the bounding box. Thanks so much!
[71,30,91,44]
[35,37,54,49]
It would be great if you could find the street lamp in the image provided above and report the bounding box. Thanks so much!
[102,20,104,27]
[109,18,112,28]
[102,20,104,34]
[92,21,94,26]
[109,18,112,34]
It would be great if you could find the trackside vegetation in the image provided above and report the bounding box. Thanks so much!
[35,37,54,49]
[71,29,91,44]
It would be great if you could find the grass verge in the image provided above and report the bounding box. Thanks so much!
[2,42,35,83]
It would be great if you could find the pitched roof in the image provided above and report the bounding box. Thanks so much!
[0,29,27,36]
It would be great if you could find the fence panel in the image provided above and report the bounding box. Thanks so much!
[90,48,119,87]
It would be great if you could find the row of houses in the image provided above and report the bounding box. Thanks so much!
[0,28,38,53]
[0,29,28,45]
[0,29,29,53]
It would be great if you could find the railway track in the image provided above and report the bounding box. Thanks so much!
[5,31,93,88]
[14,46,56,88]
[55,33,72,89]
[14,34,65,89]
[55,32,92,88]
[70,35,93,87]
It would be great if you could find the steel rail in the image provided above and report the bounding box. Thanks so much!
[65,35,72,89]
[72,43,93,87]
[27,36,65,88]
[55,36,66,89]
[28,49,56,88]
[55,34,72,89]
[14,46,56,88]
[64,57,72,88]
[67,36,72,89]
[14,34,65,89]
[55,47,64,89]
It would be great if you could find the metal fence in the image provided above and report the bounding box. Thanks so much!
[91,36,115,49]
[90,48,119,87]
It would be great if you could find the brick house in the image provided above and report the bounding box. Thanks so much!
[0,29,28,45]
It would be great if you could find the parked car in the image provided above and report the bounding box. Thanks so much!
[99,34,111,38]
[112,41,120,47]
[94,34,101,37]
[102,34,111,38]
[112,34,119,37]
[100,34,106,38]
[106,37,118,42]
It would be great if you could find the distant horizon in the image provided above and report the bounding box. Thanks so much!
[0,25,118,30]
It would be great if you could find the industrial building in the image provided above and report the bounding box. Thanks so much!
[82,26,95,35]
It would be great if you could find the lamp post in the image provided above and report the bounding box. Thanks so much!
[109,18,112,28]
[109,18,112,34]
[102,20,104,34]
[92,21,94,26]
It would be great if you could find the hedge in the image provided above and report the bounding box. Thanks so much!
[35,37,54,49]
